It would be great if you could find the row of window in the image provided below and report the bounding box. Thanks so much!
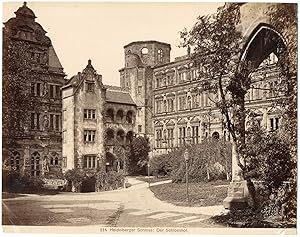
[155,53,278,89]
[9,151,63,176]
[31,82,61,99]
[30,113,61,131]
[155,126,200,148]
[155,93,212,114]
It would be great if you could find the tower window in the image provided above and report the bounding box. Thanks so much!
[141,47,149,55]
[158,49,163,63]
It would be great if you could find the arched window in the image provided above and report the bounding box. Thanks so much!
[141,47,148,55]
[106,129,114,142]
[116,129,125,143]
[50,152,59,166]
[158,49,163,62]
[212,131,220,140]
[126,131,134,144]
[106,108,114,122]
[126,111,133,124]
[31,152,40,177]
[10,151,21,171]
[116,110,124,123]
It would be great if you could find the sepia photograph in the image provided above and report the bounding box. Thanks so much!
[2,1,297,234]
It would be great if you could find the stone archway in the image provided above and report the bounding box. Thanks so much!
[224,23,287,210]
[105,152,117,172]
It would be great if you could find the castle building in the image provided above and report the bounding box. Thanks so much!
[3,3,65,177]
[3,2,291,180]
[62,60,136,173]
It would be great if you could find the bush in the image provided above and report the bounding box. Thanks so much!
[150,139,232,183]
[2,169,44,193]
[244,125,296,220]
[95,170,125,191]
[64,168,86,192]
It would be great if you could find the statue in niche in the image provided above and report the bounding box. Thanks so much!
[43,115,49,131]
[163,100,167,112]
[43,156,49,173]
[42,82,48,97]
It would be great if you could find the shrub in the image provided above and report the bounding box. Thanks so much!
[64,168,86,192]
[95,170,125,191]
[2,169,44,193]
[150,139,232,183]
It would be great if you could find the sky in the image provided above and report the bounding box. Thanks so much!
[3,1,222,86]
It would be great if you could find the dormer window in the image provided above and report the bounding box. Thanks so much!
[86,82,95,92]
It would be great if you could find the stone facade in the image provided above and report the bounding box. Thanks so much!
[3,3,65,178]
[62,61,136,173]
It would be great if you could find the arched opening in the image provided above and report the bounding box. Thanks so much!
[106,152,117,172]
[106,128,114,143]
[126,110,134,124]
[126,131,134,144]
[31,151,40,177]
[116,110,124,123]
[50,152,59,166]
[10,151,21,172]
[116,129,125,143]
[106,108,114,122]
[212,131,220,140]
[240,24,286,72]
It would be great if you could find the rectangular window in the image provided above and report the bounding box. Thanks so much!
[49,85,54,98]
[55,115,60,131]
[86,82,95,92]
[84,130,96,142]
[55,85,60,98]
[49,114,54,131]
[36,113,40,130]
[138,125,142,133]
[84,109,96,119]
[36,83,41,96]
[270,118,274,131]
[31,113,35,129]
[84,155,97,168]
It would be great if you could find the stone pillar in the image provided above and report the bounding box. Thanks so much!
[223,142,249,210]
[23,145,30,175]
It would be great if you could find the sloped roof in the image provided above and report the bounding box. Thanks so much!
[105,90,135,105]
[48,45,64,73]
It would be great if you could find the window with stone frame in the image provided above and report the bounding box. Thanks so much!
[178,96,187,111]
[158,49,163,63]
[50,152,59,166]
[30,112,41,130]
[86,82,95,92]
[155,129,163,148]
[167,98,174,112]
[31,82,42,96]
[167,74,174,85]
[49,114,61,131]
[270,117,280,131]
[84,109,96,120]
[167,128,174,148]
[191,125,199,144]
[10,151,21,172]
[178,127,186,147]
[84,130,96,142]
[192,94,199,108]
[84,155,97,169]
[31,152,40,177]
[49,84,61,99]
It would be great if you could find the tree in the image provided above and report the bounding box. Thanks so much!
[127,136,150,175]
[181,3,296,213]
[266,3,297,219]
[180,3,257,202]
